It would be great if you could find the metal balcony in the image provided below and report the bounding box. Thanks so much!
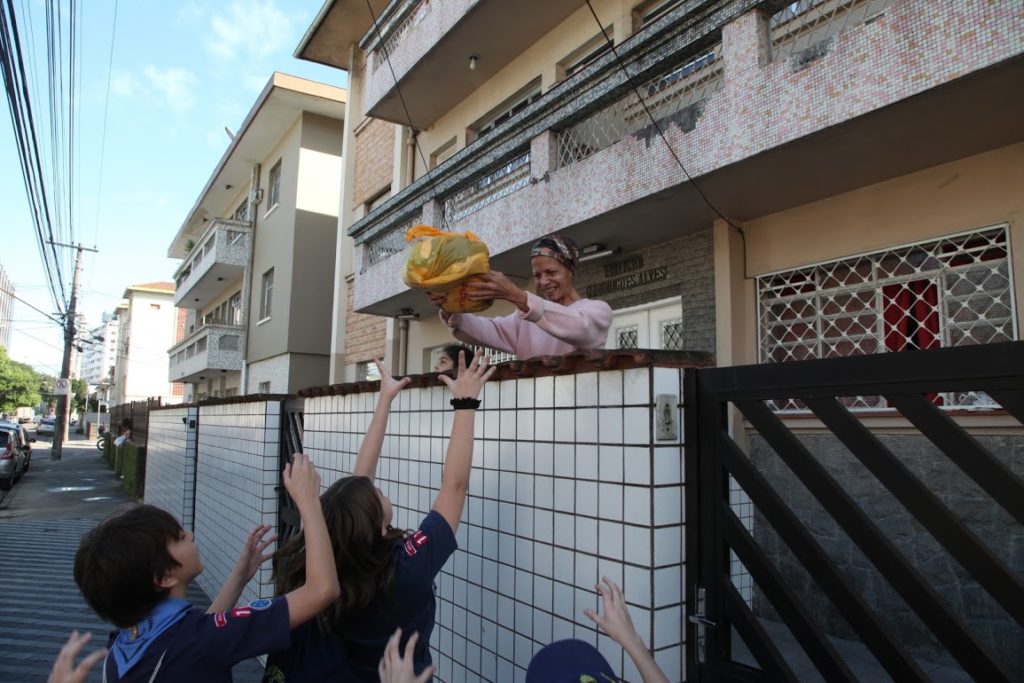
[168,322,245,384]
[172,219,251,309]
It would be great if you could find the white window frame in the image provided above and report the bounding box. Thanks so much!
[267,159,282,211]
[259,268,274,321]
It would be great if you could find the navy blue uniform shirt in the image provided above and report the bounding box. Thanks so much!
[263,510,456,682]
[102,597,290,683]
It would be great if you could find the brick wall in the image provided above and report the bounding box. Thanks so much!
[574,229,716,353]
[353,118,395,206]
[343,279,387,365]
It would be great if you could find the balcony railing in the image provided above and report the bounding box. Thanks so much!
[168,322,245,383]
[442,151,532,224]
[557,43,724,168]
[370,0,430,74]
[769,0,892,64]
[172,218,251,308]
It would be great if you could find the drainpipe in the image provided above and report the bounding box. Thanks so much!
[407,128,418,186]
[240,163,261,394]
[397,318,409,376]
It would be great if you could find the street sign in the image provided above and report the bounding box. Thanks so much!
[55,378,70,396]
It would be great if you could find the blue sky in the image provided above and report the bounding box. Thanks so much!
[0,0,347,375]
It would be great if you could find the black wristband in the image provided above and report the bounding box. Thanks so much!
[450,397,481,410]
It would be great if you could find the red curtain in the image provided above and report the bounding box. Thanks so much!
[882,280,940,352]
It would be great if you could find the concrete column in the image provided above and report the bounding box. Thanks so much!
[530,130,559,180]
[421,198,444,228]
[721,8,771,162]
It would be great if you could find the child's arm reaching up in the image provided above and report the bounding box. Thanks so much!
[433,352,495,533]
[584,577,669,683]
[208,524,277,614]
[353,359,411,481]
[281,453,340,628]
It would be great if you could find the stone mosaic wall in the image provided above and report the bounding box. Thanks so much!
[748,433,1024,679]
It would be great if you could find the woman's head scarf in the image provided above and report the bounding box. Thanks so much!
[530,234,579,272]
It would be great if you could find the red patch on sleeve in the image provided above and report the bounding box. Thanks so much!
[404,538,417,556]
[231,607,251,618]
[213,612,227,628]
[413,530,429,547]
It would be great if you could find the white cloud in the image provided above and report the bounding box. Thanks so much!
[110,70,138,98]
[142,65,198,113]
[176,1,205,25]
[207,1,292,62]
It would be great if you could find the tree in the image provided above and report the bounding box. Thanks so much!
[0,348,43,413]
[71,378,89,414]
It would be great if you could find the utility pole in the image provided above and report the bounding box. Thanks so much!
[50,242,98,460]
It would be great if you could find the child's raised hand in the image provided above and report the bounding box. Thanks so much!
[378,628,434,683]
[283,453,322,508]
[232,524,277,582]
[375,358,411,401]
[583,577,644,651]
[47,630,106,683]
[438,351,495,401]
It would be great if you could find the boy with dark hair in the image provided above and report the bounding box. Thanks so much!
[74,453,338,682]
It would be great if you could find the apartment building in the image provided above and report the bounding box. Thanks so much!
[111,283,184,406]
[166,73,346,400]
[80,312,120,388]
[297,0,1022,380]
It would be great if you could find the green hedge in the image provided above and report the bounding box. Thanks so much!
[101,433,112,466]
[114,442,125,476]
[121,442,146,500]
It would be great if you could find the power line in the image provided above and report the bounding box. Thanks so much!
[583,0,741,234]
[0,285,64,325]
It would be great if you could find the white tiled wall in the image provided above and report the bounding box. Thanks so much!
[304,367,687,682]
[193,400,281,604]
[145,406,198,530]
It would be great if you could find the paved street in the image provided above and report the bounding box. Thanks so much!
[0,432,265,682]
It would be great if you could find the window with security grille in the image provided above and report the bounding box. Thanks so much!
[758,226,1016,409]
[617,325,639,349]
[662,319,685,350]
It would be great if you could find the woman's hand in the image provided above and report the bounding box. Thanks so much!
[466,272,529,312]
[231,524,277,583]
[427,292,454,324]
[375,358,411,401]
[48,631,106,683]
[438,351,495,400]
[378,629,434,683]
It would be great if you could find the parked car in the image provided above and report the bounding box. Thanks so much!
[0,422,33,490]
[35,417,56,437]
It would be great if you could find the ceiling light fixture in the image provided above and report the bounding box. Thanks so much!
[469,54,479,71]
[578,243,621,263]
[395,308,420,320]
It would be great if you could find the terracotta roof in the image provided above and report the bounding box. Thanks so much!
[129,281,175,292]
[299,349,715,398]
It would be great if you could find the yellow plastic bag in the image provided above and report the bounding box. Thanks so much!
[403,226,494,313]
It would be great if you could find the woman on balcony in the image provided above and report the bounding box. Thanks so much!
[429,234,613,358]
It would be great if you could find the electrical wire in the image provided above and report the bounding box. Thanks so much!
[583,0,740,232]
[0,0,69,312]
[0,286,64,326]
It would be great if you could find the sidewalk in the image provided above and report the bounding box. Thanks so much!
[0,433,265,682]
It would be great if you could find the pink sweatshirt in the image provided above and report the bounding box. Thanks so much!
[442,292,613,359]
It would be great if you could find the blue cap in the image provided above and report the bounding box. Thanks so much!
[526,639,616,683]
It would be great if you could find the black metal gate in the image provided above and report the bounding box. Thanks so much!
[277,398,305,541]
[684,341,1024,682]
